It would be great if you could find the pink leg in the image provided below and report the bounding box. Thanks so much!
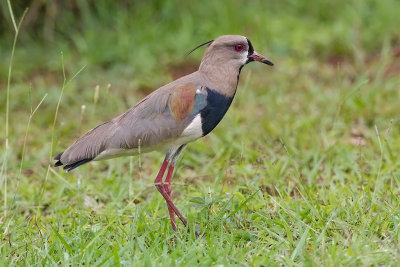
[165,165,198,237]
[154,160,187,229]
[164,165,177,230]
[154,159,168,185]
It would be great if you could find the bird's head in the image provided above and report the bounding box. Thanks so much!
[194,35,273,73]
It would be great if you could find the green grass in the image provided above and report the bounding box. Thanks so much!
[1,0,400,265]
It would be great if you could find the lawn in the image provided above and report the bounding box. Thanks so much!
[1,0,400,265]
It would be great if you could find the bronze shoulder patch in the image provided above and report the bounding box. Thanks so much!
[169,83,197,122]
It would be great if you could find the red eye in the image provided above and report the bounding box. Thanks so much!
[234,44,245,52]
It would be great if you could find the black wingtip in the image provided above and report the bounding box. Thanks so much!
[54,152,64,167]
[53,152,92,171]
[54,161,63,167]
[63,158,92,172]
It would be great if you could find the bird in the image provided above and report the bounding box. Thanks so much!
[54,35,273,231]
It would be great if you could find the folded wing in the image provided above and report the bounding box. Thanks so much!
[54,82,207,171]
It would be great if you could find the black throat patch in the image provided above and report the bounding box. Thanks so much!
[200,88,234,136]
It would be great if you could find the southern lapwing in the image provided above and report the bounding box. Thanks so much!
[54,35,273,231]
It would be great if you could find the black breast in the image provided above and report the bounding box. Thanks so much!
[200,87,234,136]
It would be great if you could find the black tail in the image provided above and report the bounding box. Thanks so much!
[53,152,92,172]
[54,152,64,166]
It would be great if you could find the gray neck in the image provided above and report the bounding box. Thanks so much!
[198,59,241,98]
